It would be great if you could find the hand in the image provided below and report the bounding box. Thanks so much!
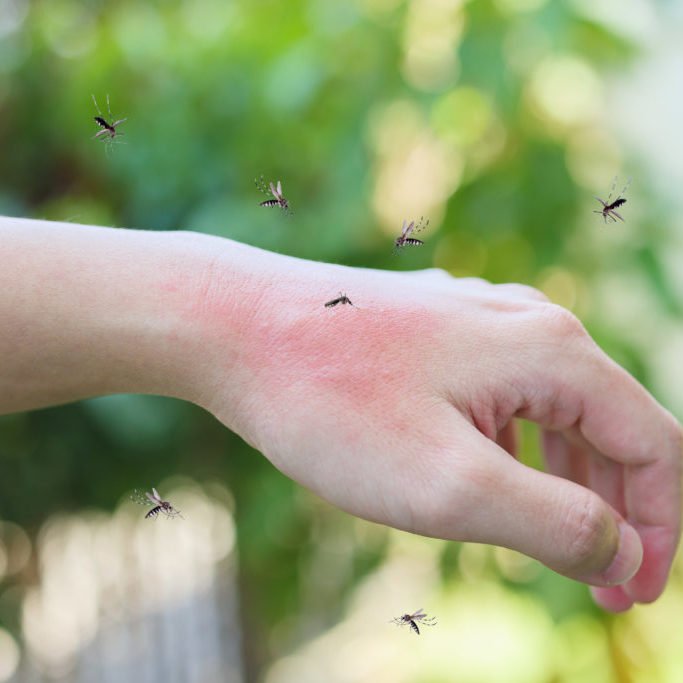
[197,263,681,612]
[1,219,678,612]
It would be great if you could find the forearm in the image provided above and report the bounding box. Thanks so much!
[0,216,269,414]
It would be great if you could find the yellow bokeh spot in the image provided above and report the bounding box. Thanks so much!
[553,615,614,683]
[495,0,549,15]
[368,100,463,233]
[38,0,96,59]
[433,233,488,276]
[401,0,465,91]
[566,128,623,193]
[432,86,494,146]
[527,56,602,132]
[537,266,578,310]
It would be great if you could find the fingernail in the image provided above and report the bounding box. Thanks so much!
[600,521,643,585]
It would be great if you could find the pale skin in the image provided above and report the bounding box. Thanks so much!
[1,216,681,612]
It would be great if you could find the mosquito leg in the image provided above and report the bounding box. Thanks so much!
[91,94,102,117]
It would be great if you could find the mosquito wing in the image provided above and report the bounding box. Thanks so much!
[146,488,162,504]
[111,118,127,127]
[402,220,414,237]
[618,177,632,198]
[269,182,279,199]
[276,180,283,197]
[610,210,625,222]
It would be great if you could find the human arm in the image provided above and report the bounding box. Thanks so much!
[1,215,680,611]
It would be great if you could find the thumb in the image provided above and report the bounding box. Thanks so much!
[456,428,643,585]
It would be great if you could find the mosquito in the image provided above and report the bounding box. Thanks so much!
[594,177,631,223]
[394,216,429,250]
[255,176,290,213]
[391,609,437,635]
[131,488,183,520]
[92,94,127,144]
[324,292,355,308]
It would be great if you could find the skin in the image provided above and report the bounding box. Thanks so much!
[1,216,681,611]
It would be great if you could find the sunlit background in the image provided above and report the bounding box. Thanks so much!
[1,0,683,681]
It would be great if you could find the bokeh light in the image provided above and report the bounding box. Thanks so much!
[0,629,20,683]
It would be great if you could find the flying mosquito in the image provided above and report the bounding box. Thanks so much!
[391,609,437,635]
[594,177,631,223]
[394,216,429,250]
[91,94,127,145]
[324,292,355,308]
[131,488,183,520]
[255,176,290,213]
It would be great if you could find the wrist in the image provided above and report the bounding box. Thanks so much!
[0,219,267,412]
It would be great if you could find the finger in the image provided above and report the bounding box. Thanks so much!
[546,426,627,515]
[590,586,633,612]
[496,420,519,457]
[585,433,633,609]
[587,446,625,516]
[575,427,633,610]
[574,353,682,603]
[446,425,643,586]
[541,428,634,610]
[541,429,589,487]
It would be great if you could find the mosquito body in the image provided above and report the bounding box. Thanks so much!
[131,488,183,520]
[324,292,354,308]
[594,177,631,223]
[394,217,429,250]
[92,95,127,144]
[391,609,437,635]
[256,176,290,212]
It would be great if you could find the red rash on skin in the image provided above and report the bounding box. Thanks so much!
[249,304,445,433]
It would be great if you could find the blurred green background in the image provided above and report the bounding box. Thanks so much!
[1,0,683,681]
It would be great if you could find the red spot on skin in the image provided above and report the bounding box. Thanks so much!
[189,267,447,446]
[172,251,456,483]
[257,305,440,412]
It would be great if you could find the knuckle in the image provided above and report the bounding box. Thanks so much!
[423,267,454,283]
[541,304,586,339]
[459,276,491,287]
[500,283,550,303]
